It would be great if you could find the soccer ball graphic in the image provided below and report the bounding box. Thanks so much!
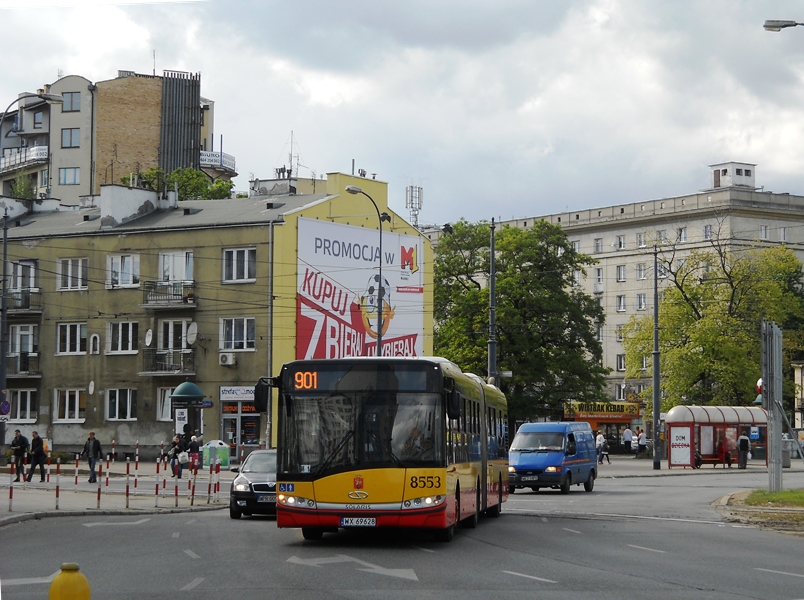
[359,275,393,339]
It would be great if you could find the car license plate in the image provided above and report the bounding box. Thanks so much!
[257,494,276,503]
[520,476,538,481]
[340,517,376,527]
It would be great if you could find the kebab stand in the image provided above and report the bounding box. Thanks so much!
[666,405,768,468]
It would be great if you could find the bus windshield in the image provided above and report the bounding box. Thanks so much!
[510,431,565,452]
[279,391,444,477]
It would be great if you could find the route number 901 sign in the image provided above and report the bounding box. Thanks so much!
[294,371,318,390]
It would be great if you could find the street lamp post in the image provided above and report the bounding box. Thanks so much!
[0,92,63,452]
[764,20,804,31]
[345,185,391,357]
[652,245,661,470]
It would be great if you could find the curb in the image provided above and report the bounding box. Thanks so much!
[0,503,225,528]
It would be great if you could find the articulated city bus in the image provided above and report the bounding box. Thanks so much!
[272,357,508,542]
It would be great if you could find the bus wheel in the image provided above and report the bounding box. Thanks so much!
[434,525,455,542]
[486,478,502,518]
[584,472,595,492]
[508,485,516,495]
[302,527,323,541]
[560,473,571,494]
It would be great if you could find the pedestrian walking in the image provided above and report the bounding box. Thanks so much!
[600,438,611,464]
[26,431,46,482]
[637,428,647,455]
[82,431,103,483]
[188,435,200,470]
[737,430,751,469]
[595,430,605,464]
[168,434,187,478]
[10,429,29,482]
[622,426,633,455]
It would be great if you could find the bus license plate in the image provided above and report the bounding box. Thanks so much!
[520,476,538,481]
[340,517,376,527]
[257,494,276,503]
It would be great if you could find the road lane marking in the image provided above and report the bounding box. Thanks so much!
[562,528,581,534]
[503,570,557,583]
[172,532,180,538]
[1,571,60,586]
[411,545,436,553]
[180,577,204,590]
[628,544,665,553]
[755,568,804,579]
[184,550,200,559]
[185,519,197,524]
[83,518,150,527]
[288,554,418,581]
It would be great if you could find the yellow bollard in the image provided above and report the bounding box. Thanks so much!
[49,562,90,600]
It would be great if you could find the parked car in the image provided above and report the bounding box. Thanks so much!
[229,449,277,519]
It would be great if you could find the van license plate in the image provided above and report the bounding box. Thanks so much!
[341,517,376,527]
[520,476,538,481]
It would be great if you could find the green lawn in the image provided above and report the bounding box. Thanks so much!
[745,489,804,507]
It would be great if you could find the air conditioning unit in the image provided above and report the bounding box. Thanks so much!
[219,353,237,366]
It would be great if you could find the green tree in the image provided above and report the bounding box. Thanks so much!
[435,219,609,421]
[623,237,804,409]
[9,172,35,200]
[121,167,233,201]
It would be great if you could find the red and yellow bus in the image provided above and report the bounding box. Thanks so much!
[273,357,508,542]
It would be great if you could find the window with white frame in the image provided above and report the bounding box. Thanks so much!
[9,389,37,421]
[637,293,647,310]
[636,263,647,280]
[107,321,139,353]
[57,323,87,354]
[615,383,626,400]
[54,388,86,421]
[616,235,625,249]
[223,248,256,283]
[657,264,668,278]
[637,232,646,248]
[616,295,626,312]
[595,268,603,284]
[90,334,100,355]
[58,167,80,185]
[221,317,256,350]
[159,251,193,282]
[641,355,650,371]
[107,254,140,288]
[616,265,626,282]
[676,227,687,243]
[159,319,192,350]
[57,257,87,290]
[616,354,626,371]
[10,324,37,356]
[594,238,603,253]
[595,325,602,341]
[760,225,769,240]
[780,227,788,242]
[615,325,624,342]
[107,388,137,421]
[157,387,175,421]
[572,240,581,252]
[703,224,713,240]
[40,169,48,188]
[656,229,667,244]
[10,259,37,290]
[556,246,565,257]
[573,270,582,286]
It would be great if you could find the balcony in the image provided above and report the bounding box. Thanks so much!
[0,146,49,175]
[7,288,43,315]
[139,348,196,376]
[200,150,237,175]
[141,281,197,309]
[6,352,41,378]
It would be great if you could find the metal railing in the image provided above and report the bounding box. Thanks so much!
[7,288,43,311]
[0,146,49,174]
[142,281,196,307]
[5,352,40,376]
[140,348,196,374]
[200,150,236,172]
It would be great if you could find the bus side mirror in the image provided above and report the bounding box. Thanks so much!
[253,377,275,412]
[447,389,461,420]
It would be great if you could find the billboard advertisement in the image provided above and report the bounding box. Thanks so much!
[296,217,425,359]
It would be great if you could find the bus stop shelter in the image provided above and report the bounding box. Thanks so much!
[666,405,768,468]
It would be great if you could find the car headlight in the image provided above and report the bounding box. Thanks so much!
[507,466,516,473]
[233,482,250,492]
[544,466,562,473]
[402,495,445,510]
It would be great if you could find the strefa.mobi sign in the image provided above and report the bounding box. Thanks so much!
[297,218,424,358]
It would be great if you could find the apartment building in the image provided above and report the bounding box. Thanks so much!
[0,173,433,460]
[0,70,236,206]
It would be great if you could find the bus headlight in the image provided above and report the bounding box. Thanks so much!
[277,494,316,509]
[402,495,444,509]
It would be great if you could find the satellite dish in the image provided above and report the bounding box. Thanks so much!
[187,322,198,345]
[145,328,153,347]
[88,381,95,395]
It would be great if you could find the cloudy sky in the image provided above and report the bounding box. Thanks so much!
[3,0,804,225]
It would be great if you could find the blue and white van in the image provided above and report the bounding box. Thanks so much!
[508,422,597,494]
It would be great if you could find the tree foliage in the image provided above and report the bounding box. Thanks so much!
[434,219,609,421]
[10,172,35,200]
[121,167,233,201]
[623,234,804,410]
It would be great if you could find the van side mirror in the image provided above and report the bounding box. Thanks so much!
[447,389,461,420]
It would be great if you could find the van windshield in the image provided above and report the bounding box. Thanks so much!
[510,432,565,452]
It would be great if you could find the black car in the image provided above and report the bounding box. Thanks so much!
[229,449,277,519]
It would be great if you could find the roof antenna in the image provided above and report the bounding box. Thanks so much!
[153,50,156,76]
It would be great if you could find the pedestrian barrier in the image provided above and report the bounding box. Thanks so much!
[55,459,61,510]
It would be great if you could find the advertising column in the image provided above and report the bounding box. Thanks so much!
[220,386,259,461]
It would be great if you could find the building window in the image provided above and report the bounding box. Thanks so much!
[61,128,80,148]
[637,293,647,310]
[107,254,140,288]
[90,334,100,355]
[107,322,139,353]
[616,354,626,371]
[573,270,582,286]
[656,230,667,244]
[10,260,37,290]
[594,238,603,253]
[641,355,650,371]
[40,169,48,188]
[159,319,192,350]
[616,235,626,249]
[54,388,86,421]
[676,227,687,243]
[58,167,80,185]
[107,389,137,421]
[572,241,580,252]
[760,225,769,240]
[780,227,788,242]
[615,325,624,342]
[157,387,175,422]
[57,257,87,290]
[159,251,193,282]
[736,168,743,176]
[9,389,37,421]
[637,232,646,248]
[746,169,752,176]
[703,224,713,240]
[10,323,38,356]
[221,317,256,350]
[595,268,603,284]
[616,295,626,312]
[636,263,647,280]
[57,323,87,354]
[657,264,668,278]
[223,248,256,283]
[62,91,80,112]
[33,111,43,129]
[595,325,602,341]
[616,265,626,282]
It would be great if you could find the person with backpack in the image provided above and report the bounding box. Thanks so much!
[737,430,751,469]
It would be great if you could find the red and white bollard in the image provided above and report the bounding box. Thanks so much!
[55,458,61,510]
[125,458,131,509]
[206,460,214,504]
[173,471,179,508]
[104,455,110,493]
[9,463,15,512]
[134,440,140,492]
[96,463,103,509]
[74,453,80,491]
[111,439,116,465]
[214,459,221,503]
[240,442,245,463]
[105,453,111,472]
[154,457,160,508]
[46,452,52,483]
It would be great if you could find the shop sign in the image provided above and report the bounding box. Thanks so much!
[564,400,640,419]
[220,386,255,401]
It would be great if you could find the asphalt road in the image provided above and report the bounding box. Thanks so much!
[2,464,803,599]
